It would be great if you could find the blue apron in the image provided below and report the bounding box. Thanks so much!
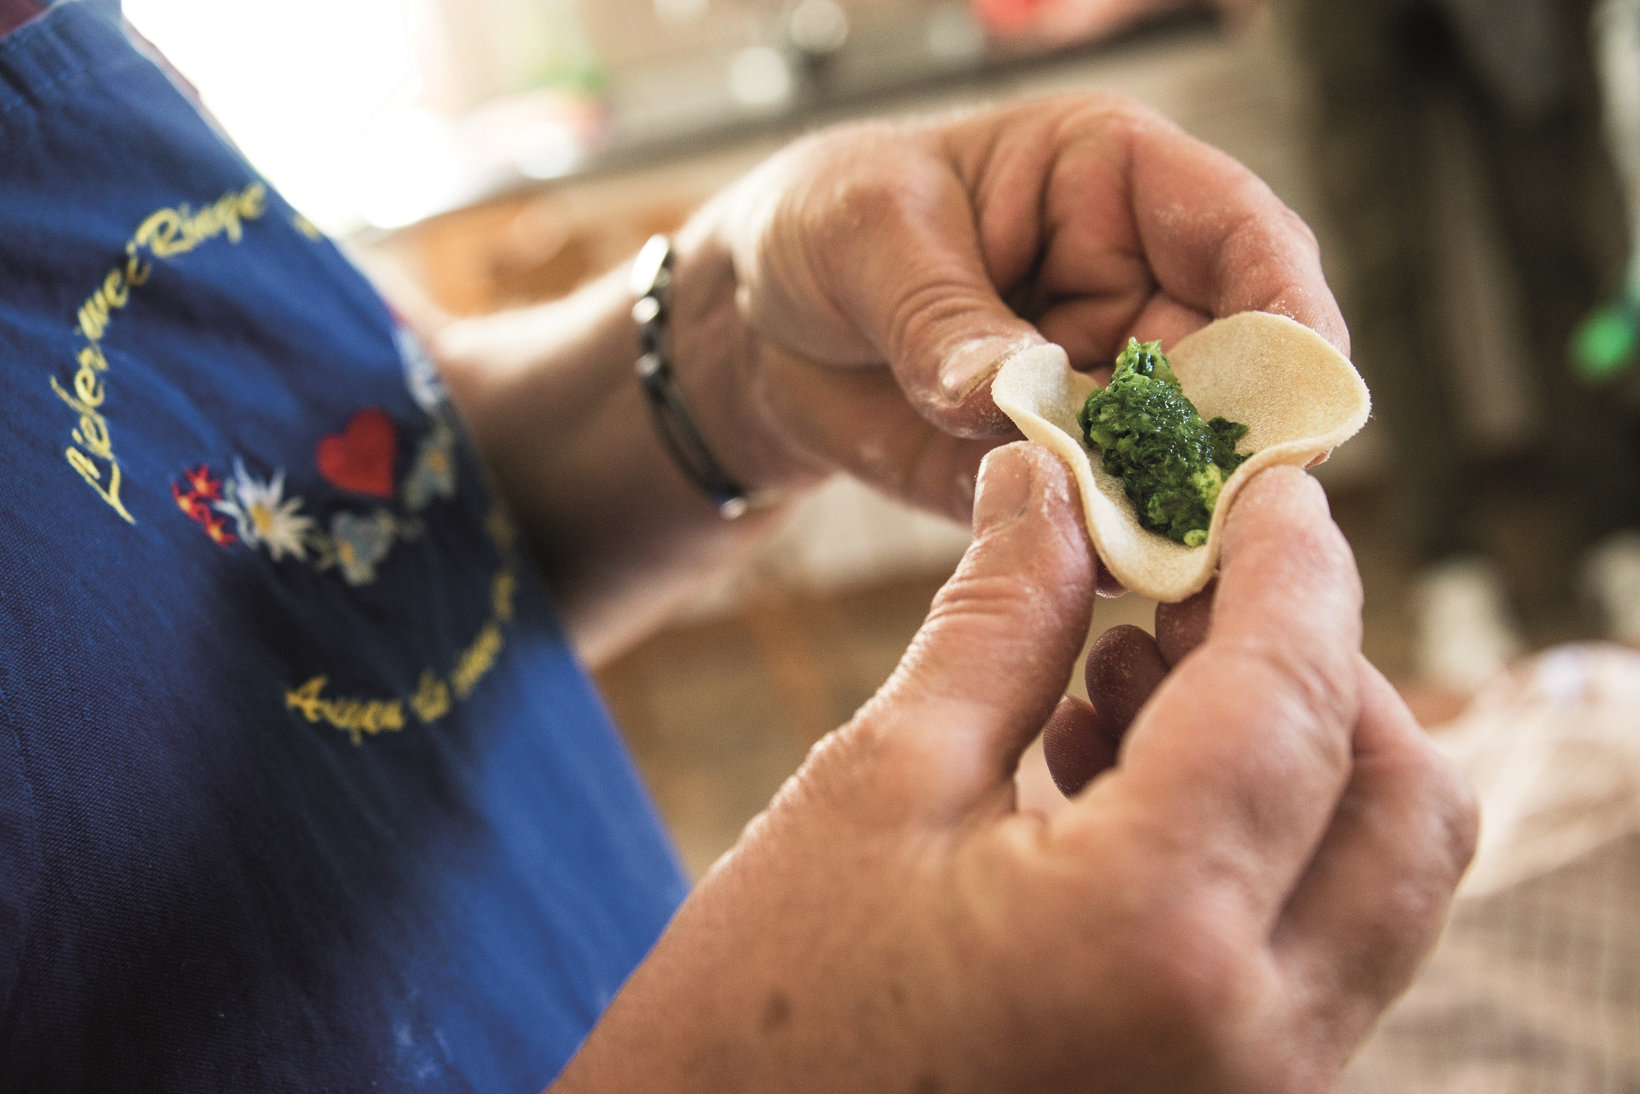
[0,2,688,1088]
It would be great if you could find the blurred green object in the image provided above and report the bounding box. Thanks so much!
[1573,289,1640,382]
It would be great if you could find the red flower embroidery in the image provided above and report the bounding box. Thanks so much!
[182,464,224,501]
[171,464,237,547]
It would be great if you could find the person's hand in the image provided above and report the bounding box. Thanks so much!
[669,92,1345,522]
[549,449,1476,1093]
[433,91,1344,658]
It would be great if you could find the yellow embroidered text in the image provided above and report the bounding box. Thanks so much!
[291,212,324,242]
[52,181,269,524]
[410,672,452,724]
[284,676,407,746]
[287,562,520,744]
[132,183,268,259]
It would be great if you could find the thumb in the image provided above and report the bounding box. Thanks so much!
[833,176,1045,440]
[731,125,1043,439]
[849,443,1096,821]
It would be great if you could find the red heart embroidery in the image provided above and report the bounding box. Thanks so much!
[316,408,398,498]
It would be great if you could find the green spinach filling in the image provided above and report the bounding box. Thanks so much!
[1078,338,1249,547]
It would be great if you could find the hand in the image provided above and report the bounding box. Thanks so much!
[434,91,1345,657]
[550,449,1476,1093]
[671,92,1346,521]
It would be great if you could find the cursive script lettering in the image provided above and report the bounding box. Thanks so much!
[53,181,268,523]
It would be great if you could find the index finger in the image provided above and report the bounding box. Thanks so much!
[1128,114,1347,353]
[1057,467,1363,927]
[1024,101,1349,364]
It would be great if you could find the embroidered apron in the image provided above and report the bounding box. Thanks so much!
[0,3,686,1088]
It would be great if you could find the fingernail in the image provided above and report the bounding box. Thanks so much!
[940,333,1044,403]
[973,445,1033,533]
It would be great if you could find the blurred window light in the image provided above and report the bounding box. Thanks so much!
[927,0,988,61]
[788,0,849,55]
[728,44,793,111]
[653,0,709,27]
[124,0,460,233]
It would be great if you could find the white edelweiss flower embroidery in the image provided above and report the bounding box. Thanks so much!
[330,510,397,586]
[217,459,316,562]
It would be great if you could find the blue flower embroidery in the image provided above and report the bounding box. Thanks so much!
[330,510,397,586]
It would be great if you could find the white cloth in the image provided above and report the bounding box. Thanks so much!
[1344,644,1640,1092]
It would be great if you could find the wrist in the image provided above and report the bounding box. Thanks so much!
[663,219,830,501]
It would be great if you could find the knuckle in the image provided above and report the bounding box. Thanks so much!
[1278,200,1323,256]
[1418,746,1481,886]
[822,701,897,781]
[1321,749,1480,1000]
[928,566,1049,632]
[1212,196,1329,320]
[886,276,978,363]
[1216,639,1357,778]
[1331,875,1443,1004]
[1108,899,1260,1039]
[1287,478,1359,572]
[1063,91,1169,147]
[815,140,937,236]
[778,712,914,830]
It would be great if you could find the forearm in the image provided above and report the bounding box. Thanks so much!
[434,229,822,665]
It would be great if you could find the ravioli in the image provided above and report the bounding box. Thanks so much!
[991,312,1370,602]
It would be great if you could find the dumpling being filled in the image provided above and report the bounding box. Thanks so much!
[991,311,1370,602]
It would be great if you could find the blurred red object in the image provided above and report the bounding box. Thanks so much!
[970,0,1230,46]
[0,0,45,39]
[971,0,1057,34]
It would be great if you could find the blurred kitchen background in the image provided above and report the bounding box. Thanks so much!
[127,0,1640,878]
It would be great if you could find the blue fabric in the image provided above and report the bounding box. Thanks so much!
[0,2,689,1089]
